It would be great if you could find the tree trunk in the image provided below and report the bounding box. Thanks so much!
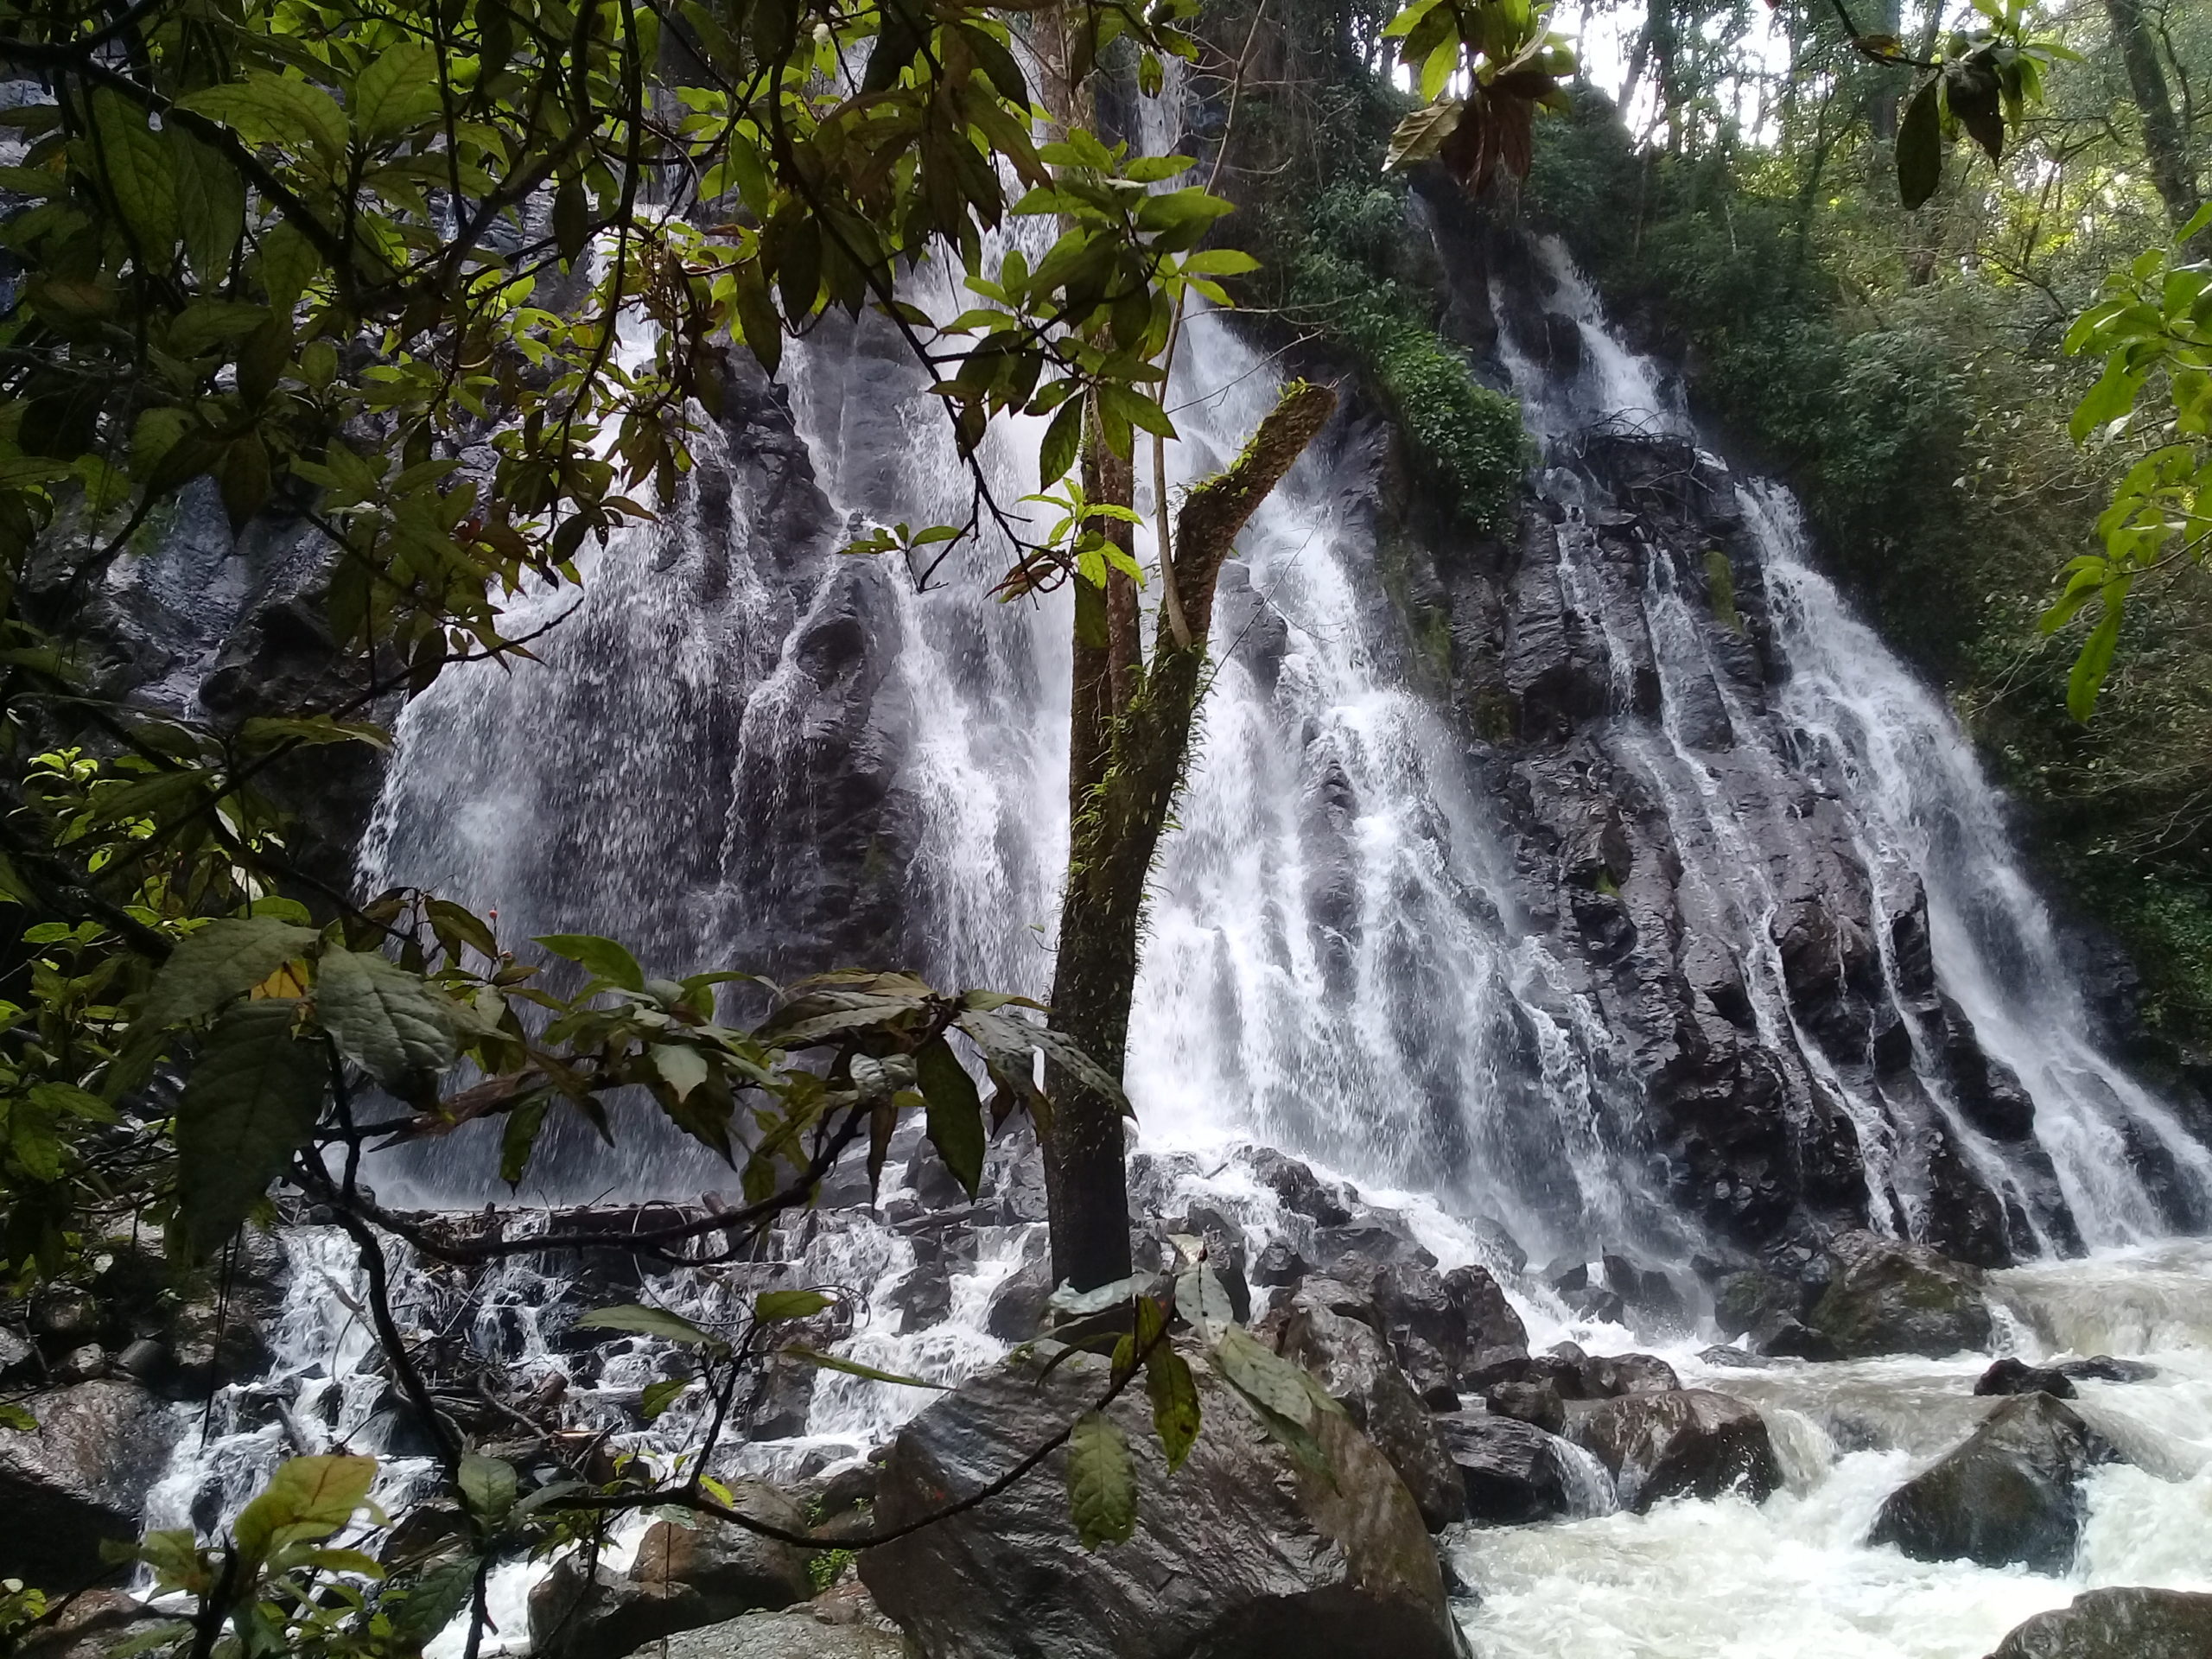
[1043,382,1337,1290]
[2103,0,2203,239]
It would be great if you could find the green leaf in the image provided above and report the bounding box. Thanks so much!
[916,1035,985,1198]
[1038,393,1084,486]
[2068,598,2125,722]
[2070,357,2147,443]
[779,1344,946,1388]
[316,948,457,1084]
[649,1041,710,1102]
[640,1377,690,1421]
[89,91,177,254]
[457,1455,516,1527]
[232,1454,378,1567]
[1212,1323,1326,1428]
[1384,99,1464,172]
[1173,1264,1236,1343]
[176,999,326,1259]
[219,432,271,532]
[1897,77,1942,210]
[167,128,245,285]
[1066,1410,1135,1549]
[0,1401,33,1431]
[573,1304,724,1347]
[754,1288,834,1322]
[391,1556,480,1643]
[553,175,590,265]
[1144,1348,1199,1471]
[533,933,645,992]
[352,45,443,139]
[499,1094,549,1186]
[257,222,321,312]
[179,73,348,167]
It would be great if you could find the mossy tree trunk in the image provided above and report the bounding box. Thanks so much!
[1041,380,1338,1291]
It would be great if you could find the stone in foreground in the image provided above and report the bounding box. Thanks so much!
[0,1379,180,1588]
[861,1349,1465,1659]
[1868,1393,2122,1574]
[1568,1389,1780,1513]
[1983,1587,2212,1658]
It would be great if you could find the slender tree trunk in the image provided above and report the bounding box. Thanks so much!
[1043,383,1337,1290]
[2103,0,2203,240]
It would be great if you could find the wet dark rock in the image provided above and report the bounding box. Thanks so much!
[1713,1269,1802,1339]
[1481,1379,1567,1436]
[1433,1410,1585,1525]
[1578,1352,1681,1398]
[1696,1345,1783,1370]
[2056,1356,2158,1384]
[624,1607,904,1659]
[1868,1392,2124,1573]
[1974,1357,2076,1400]
[529,1488,814,1659]
[884,1253,952,1334]
[747,1357,817,1440]
[1251,1240,1311,1289]
[1982,1587,2212,1659]
[10,1589,171,1659]
[0,1379,181,1588]
[1569,1389,1781,1513]
[1806,1231,1992,1359]
[1240,1147,1354,1228]
[1750,1313,1840,1361]
[861,1349,1461,1659]
[1323,1252,1528,1392]
[801,1460,880,1526]
[982,1229,1054,1341]
[1276,1295,1464,1530]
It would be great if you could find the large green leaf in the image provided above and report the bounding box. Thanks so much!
[779,1344,944,1388]
[351,45,442,139]
[179,72,348,167]
[1897,78,1942,210]
[457,1455,516,1528]
[232,1454,378,1567]
[1144,1349,1200,1471]
[165,128,244,286]
[140,917,319,1030]
[88,91,177,253]
[533,933,645,992]
[916,1035,984,1198]
[572,1304,725,1348]
[176,999,326,1259]
[317,948,457,1084]
[1066,1410,1135,1549]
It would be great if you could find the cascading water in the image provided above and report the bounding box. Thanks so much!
[251,201,2212,1659]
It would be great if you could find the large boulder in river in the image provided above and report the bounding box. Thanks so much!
[1433,1411,1590,1525]
[620,1584,906,1659]
[1983,1588,2212,1658]
[861,1349,1463,1659]
[530,1488,814,1659]
[1569,1389,1780,1513]
[1806,1231,1992,1358]
[1275,1298,1464,1530]
[1868,1393,2123,1573]
[0,1379,179,1587]
[1320,1250,1528,1391]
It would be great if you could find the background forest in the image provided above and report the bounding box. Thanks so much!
[1224,0,2212,1053]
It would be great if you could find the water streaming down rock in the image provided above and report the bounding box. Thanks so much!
[1476,232,2212,1264]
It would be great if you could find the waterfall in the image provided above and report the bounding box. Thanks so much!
[359,222,2206,1263]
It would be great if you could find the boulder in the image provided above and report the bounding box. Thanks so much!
[1974,1358,2075,1400]
[1251,1241,1310,1290]
[0,1380,180,1587]
[1712,1270,1802,1340]
[1569,1389,1780,1513]
[1578,1352,1680,1398]
[623,1585,907,1659]
[1322,1254,1528,1390]
[530,1489,813,1659]
[1806,1232,1992,1359]
[1433,1411,1585,1525]
[1277,1298,1464,1531]
[2056,1357,2157,1384]
[982,1230,1054,1341]
[1867,1393,2123,1573]
[12,1590,173,1658]
[1241,1148,1353,1227]
[1480,1380,1566,1436]
[1983,1588,2212,1658]
[861,1349,1463,1659]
